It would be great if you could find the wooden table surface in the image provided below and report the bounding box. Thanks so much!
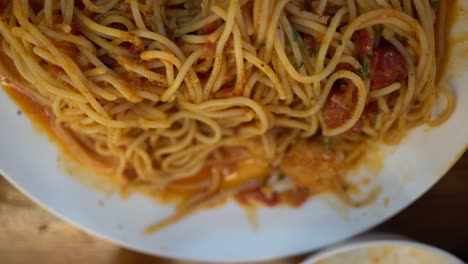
[1,151,467,264]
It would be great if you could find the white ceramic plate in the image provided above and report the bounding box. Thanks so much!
[1,3,467,263]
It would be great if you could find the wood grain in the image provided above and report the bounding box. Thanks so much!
[0,151,466,263]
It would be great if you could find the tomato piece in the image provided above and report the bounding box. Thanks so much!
[370,46,408,90]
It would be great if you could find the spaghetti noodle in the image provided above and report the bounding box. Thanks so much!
[0,0,454,233]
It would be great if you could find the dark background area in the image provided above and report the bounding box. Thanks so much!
[0,151,466,263]
[377,150,468,261]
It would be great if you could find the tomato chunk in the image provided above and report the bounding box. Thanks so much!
[322,91,364,135]
[203,21,219,34]
[353,28,374,62]
[370,46,408,90]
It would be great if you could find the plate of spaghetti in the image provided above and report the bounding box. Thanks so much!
[0,0,467,261]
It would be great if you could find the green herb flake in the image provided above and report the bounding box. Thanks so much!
[292,60,304,70]
[323,137,330,150]
[357,68,363,76]
[293,29,301,42]
[377,25,384,34]
[359,59,371,79]
[372,109,380,115]
[363,60,369,73]
[415,99,421,105]
[258,42,265,49]
[278,173,286,180]
[17,110,22,116]
[366,53,373,59]
[296,61,304,69]
[185,0,194,12]
[337,39,343,46]
[431,0,439,9]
